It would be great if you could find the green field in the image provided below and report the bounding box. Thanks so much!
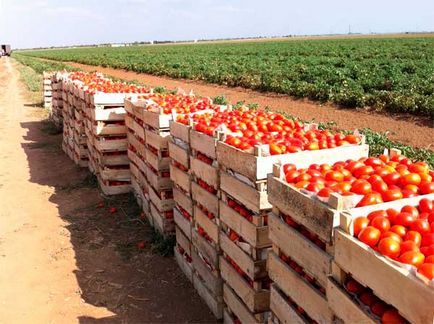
[16,36,434,117]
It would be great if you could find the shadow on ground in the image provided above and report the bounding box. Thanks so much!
[20,118,217,323]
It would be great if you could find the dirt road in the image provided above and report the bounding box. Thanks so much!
[0,58,216,323]
[65,61,433,151]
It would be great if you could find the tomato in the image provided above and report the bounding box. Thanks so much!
[351,180,372,195]
[410,219,430,234]
[400,240,419,254]
[383,173,401,186]
[419,198,434,213]
[358,226,381,248]
[405,231,422,247]
[359,292,379,307]
[325,170,344,182]
[345,279,364,294]
[420,181,434,194]
[425,255,434,264]
[394,212,416,227]
[422,233,434,247]
[399,251,425,267]
[317,188,333,198]
[386,208,400,223]
[378,237,401,259]
[371,216,390,233]
[401,205,419,217]
[409,162,429,174]
[382,308,407,324]
[367,210,388,221]
[353,165,374,178]
[285,171,300,183]
[371,180,388,193]
[420,245,434,257]
[401,173,422,186]
[382,188,403,202]
[353,217,370,236]
[418,263,434,280]
[370,301,388,317]
[356,193,383,207]
[390,225,407,237]
[380,232,402,243]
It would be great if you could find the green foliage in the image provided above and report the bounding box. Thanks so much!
[212,95,228,105]
[16,36,434,118]
[12,53,77,74]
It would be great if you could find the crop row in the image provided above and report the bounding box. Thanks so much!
[16,36,434,118]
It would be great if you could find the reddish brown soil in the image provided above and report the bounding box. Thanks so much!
[0,57,216,323]
[64,62,433,151]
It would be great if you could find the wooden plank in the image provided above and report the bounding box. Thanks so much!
[145,128,170,150]
[219,201,270,248]
[268,252,333,324]
[191,248,223,297]
[148,185,175,212]
[220,231,267,280]
[173,186,193,216]
[93,122,126,136]
[223,284,262,324]
[195,205,219,244]
[190,129,217,160]
[132,119,145,140]
[270,284,307,324]
[191,229,219,270]
[98,179,130,196]
[191,181,219,217]
[145,147,170,171]
[169,164,191,194]
[220,257,270,313]
[100,168,131,182]
[90,107,126,121]
[221,171,271,214]
[174,247,193,283]
[143,110,172,129]
[170,121,190,143]
[176,225,191,256]
[174,207,192,241]
[192,273,224,319]
[326,278,375,324]
[145,164,173,191]
[267,175,337,243]
[190,157,219,190]
[217,141,369,182]
[94,138,127,152]
[150,202,175,235]
[268,213,331,288]
[99,152,129,166]
[168,140,190,168]
[334,230,434,324]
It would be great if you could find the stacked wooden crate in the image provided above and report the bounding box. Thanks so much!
[216,141,277,323]
[141,104,175,236]
[188,126,225,319]
[43,72,53,109]
[61,77,74,160]
[85,92,131,195]
[170,120,195,283]
[266,143,374,323]
[330,193,434,324]
[125,99,149,214]
[70,81,89,167]
[49,72,64,129]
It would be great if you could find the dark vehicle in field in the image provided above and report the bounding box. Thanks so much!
[1,45,12,56]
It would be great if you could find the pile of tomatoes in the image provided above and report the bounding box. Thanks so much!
[354,198,434,280]
[179,108,361,154]
[283,154,434,207]
[345,277,407,323]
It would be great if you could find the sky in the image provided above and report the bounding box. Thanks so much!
[0,0,433,49]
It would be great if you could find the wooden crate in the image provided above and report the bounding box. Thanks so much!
[90,106,126,121]
[176,225,191,256]
[98,178,131,196]
[169,163,191,194]
[150,202,175,235]
[223,284,266,324]
[268,212,331,288]
[269,284,309,324]
[220,256,269,314]
[192,272,224,319]
[145,128,170,151]
[190,156,219,190]
[191,181,219,217]
[267,251,334,323]
[192,248,223,299]
[100,166,130,182]
[92,122,127,136]
[174,206,193,240]
[173,186,193,216]
[217,140,369,183]
[190,129,218,160]
[168,139,190,168]
[219,229,268,281]
[145,164,172,192]
[170,120,190,144]
[145,147,170,171]
[195,205,219,246]
[192,227,220,271]
[334,193,434,324]
[148,185,175,213]
[174,246,193,282]
[94,137,127,152]
[220,171,270,215]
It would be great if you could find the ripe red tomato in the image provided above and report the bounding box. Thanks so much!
[410,219,430,234]
[382,189,403,202]
[390,225,407,237]
[394,212,416,227]
[371,216,391,233]
[401,205,419,217]
[420,244,434,257]
[422,233,434,247]
[418,263,434,280]
[367,210,388,221]
[378,237,401,259]
[351,180,372,195]
[419,198,434,213]
[359,292,379,307]
[405,231,422,247]
[401,173,422,186]
[420,181,434,194]
[356,193,383,207]
[382,309,407,324]
[353,217,370,236]
[380,232,402,244]
[345,279,364,294]
[370,301,388,317]
[399,251,425,267]
[399,241,420,254]
[358,226,381,248]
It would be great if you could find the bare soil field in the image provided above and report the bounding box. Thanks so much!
[0,57,216,323]
[65,61,433,151]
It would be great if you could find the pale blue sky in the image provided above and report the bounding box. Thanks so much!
[0,0,433,49]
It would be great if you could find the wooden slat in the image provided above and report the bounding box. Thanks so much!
[223,284,262,324]
[145,147,170,171]
[191,229,219,269]
[195,205,219,244]
[145,128,170,150]
[175,225,191,256]
[190,130,217,160]
[173,186,193,216]
[192,273,224,319]
[191,181,219,217]
[174,207,192,241]
[168,140,190,167]
[169,164,191,194]
[190,157,219,189]
[270,284,307,324]
[170,121,190,143]
[191,249,223,297]
[174,247,193,282]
